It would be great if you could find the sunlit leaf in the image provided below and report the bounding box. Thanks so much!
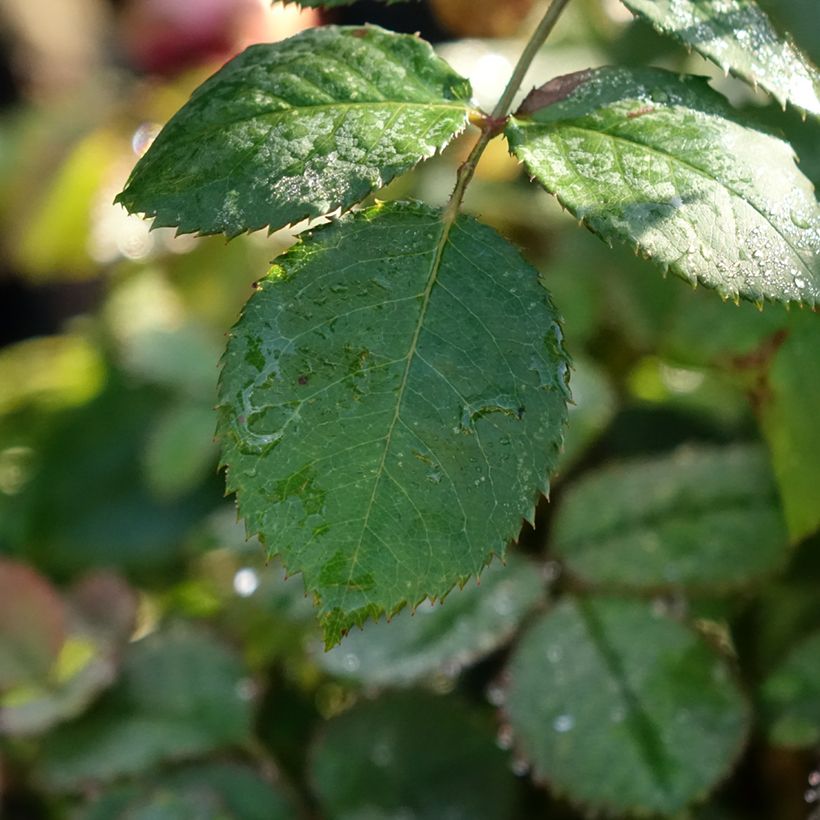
[506,67,820,305]
[621,0,820,117]
[217,201,570,645]
[552,443,789,591]
[505,596,750,815]
[116,26,471,236]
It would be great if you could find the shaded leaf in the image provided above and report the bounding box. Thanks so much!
[39,625,253,790]
[621,0,820,117]
[552,443,789,592]
[758,311,820,542]
[505,596,750,816]
[0,559,65,690]
[311,691,515,820]
[759,631,820,747]
[318,556,544,685]
[506,67,820,305]
[78,762,297,820]
[116,26,471,237]
[217,201,570,645]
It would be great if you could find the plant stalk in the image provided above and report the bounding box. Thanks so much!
[444,0,573,220]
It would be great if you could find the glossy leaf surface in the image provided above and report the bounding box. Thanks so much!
[621,0,820,117]
[311,692,515,820]
[552,444,789,591]
[506,67,820,305]
[505,597,750,815]
[217,201,570,645]
[116,26,471,236]
[318,556,544,685]
[760,631,820,747]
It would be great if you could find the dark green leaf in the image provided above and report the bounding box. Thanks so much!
[758,311,820,542]
[506,67,820,305]
[552,443,789,591]
[311,692,516,820]
[116,26,472,237]
[217,202,569,646]
[318,556,544,685]
[621,0,820,117]
[39,625,253,790]
[760,631,820,747]
[505,596,750,816]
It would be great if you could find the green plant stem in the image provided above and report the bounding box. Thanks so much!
[444,0,573,220]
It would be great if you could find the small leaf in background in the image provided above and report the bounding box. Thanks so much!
[0,559,66,690]
[505,596,750,816]
[39,624,253,790]
[116,26,472,236]
[143,400,219,500]
[1,572,137,736]
[758,311,820,543]
[759,631,820,748]
[311,691,516,820]
[218,201,570,645]
[318,556,544,686]
[78,762,298,820]
[552,443,789,592]
[621,0,820,117]
[506,67,820,305]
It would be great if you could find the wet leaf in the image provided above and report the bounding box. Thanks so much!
[621,0,820,117]
[318,556,544,685]
[116,26,471,236]
[39,625,253,789]
[552,443,789,592]
[311,691,515,820]
[759,630,820,747]
[506,67,820,305]
[217,201,569,646]
[505,596,750,816]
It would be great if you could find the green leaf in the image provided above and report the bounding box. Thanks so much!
[758,311,820,542]
[620,0,820,117]
[759,631,820,747]
[552,443,789,592]
[311,691,516,820]
[78,762,298,820]
[505,596,750,816]
[505,67,820,305]
[116,26,472,237]
[39,625,253,790]
[217,201,570,646]
[318,556,544,685]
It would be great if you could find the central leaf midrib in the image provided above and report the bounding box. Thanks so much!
[343,213,456,601]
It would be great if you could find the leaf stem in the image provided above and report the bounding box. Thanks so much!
[444,0,573,220]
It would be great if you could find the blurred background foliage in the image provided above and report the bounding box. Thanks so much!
[0,0,819,818]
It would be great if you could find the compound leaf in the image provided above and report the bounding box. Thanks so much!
[621,0,820,117]
[505,596,750,816]
[552,443,789,592]
[506,67,820,305]
[318,556,544,685]
[116,26,472,237]
[217,201,569,646]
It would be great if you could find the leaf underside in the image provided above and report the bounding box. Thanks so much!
[621,0,820,117]
[506,597,750,815]
[552,443,789,592]
[217,201,570,646]
[116,26,471,237]
[506,66,820,306]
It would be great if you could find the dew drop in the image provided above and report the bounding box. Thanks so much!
[131,122,161,157]
[553,714,575,733]
[233,568,259,597]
